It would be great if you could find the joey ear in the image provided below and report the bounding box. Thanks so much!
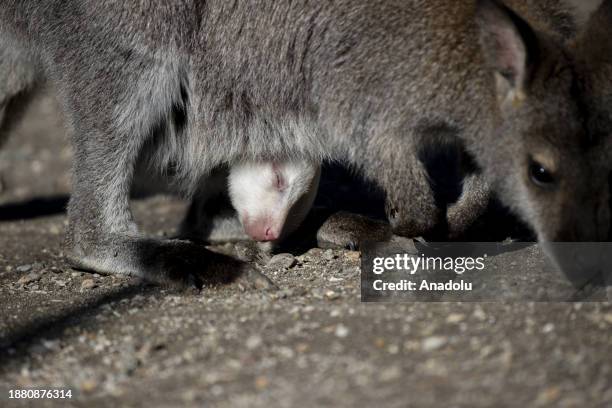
[476,0,540,105]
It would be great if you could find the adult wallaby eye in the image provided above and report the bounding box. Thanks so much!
[529,160,555,188]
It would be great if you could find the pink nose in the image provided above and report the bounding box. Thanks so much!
[243,221,279,242]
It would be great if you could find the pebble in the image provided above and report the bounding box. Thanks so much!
[16,264,33,273]
[246,335,263,350]
[422,336,447,352]
[334,324,350,338]
[80,380,97,393]
[446,313,465,324]
[254,376,269,390]
[41,339,60,351]
[305,248,323,258]
[267,253,296,269]
[323,249,335,261]
[542,323,555,334]
[276,289,294,299]
[344,251,361,262]
[17,271,42,285]
[81,279,97,290]
[473,307,487,321]
[325,290,340,300]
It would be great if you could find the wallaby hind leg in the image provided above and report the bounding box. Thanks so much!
[59,53,273,290]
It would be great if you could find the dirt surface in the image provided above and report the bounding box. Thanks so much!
[0,94,611,408]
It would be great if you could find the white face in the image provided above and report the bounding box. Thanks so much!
[228,160,320,242]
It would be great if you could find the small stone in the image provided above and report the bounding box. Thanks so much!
[305,248,323,258]
[246,335,263,350]
[17,271,42,285]
[276,289,294,299]
[325,290,340,300]
[254,376,269,390]
[267,253,296,269]
[41,339,60,351]
[335,324,350,338]
[323,249,335,261]
[80,380,97,393]
[344,251,361,262]
[54,280,66,287]
[422,336,447,352]
[446,313,465,324]
[16,264,33,273]
[473,307,487,321]
[387,344,400,354]
[81,279,97,290]
[542,323,555,334]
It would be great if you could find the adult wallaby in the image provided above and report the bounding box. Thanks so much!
[0,0,610,287]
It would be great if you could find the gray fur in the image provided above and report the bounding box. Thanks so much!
[0,0,610,285]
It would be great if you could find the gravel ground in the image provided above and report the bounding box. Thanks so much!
[0,93,611,408]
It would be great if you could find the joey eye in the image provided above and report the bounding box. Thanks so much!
[529,160,555,188]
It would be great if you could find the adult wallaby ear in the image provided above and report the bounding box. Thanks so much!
[577,0,612,64]
[476,0,540,106]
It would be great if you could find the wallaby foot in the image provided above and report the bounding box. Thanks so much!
[317,211,392,250]
[67,235,275,291]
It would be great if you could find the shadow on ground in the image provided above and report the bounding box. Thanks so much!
[0,195,69,221]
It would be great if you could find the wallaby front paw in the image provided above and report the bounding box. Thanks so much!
[317,211,392,250]
[233,264,278,291]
